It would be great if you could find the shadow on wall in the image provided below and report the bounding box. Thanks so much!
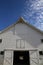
[12,23,42,48]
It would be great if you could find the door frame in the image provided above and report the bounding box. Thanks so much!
[4,48,39,65]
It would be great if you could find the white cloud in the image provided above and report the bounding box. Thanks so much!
[22,0,43,31]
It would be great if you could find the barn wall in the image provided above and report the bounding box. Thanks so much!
[0,23,43,51]
[15,23,43,48]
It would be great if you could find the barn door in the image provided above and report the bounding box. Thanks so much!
[29,49,39,65]
[3,49,39,65]
[3,50,13,65]
[13,50,30,65]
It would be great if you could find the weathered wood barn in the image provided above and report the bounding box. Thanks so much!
[0,17,43,65]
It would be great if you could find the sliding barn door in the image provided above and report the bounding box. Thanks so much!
[3,51,13,65]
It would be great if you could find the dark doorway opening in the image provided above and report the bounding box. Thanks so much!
[13,50,30,65]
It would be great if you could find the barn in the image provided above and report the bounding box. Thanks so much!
[0,17,43,65]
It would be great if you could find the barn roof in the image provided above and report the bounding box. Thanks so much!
[0,17,43,34]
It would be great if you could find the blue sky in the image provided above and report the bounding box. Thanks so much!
[0,0,43,31]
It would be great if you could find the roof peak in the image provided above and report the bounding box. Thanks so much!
[0,17,43,34]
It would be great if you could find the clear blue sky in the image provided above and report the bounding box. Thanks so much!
[0,0,43,31]
[0,0,25,30]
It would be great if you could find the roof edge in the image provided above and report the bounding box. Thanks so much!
[0,17,43,34]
